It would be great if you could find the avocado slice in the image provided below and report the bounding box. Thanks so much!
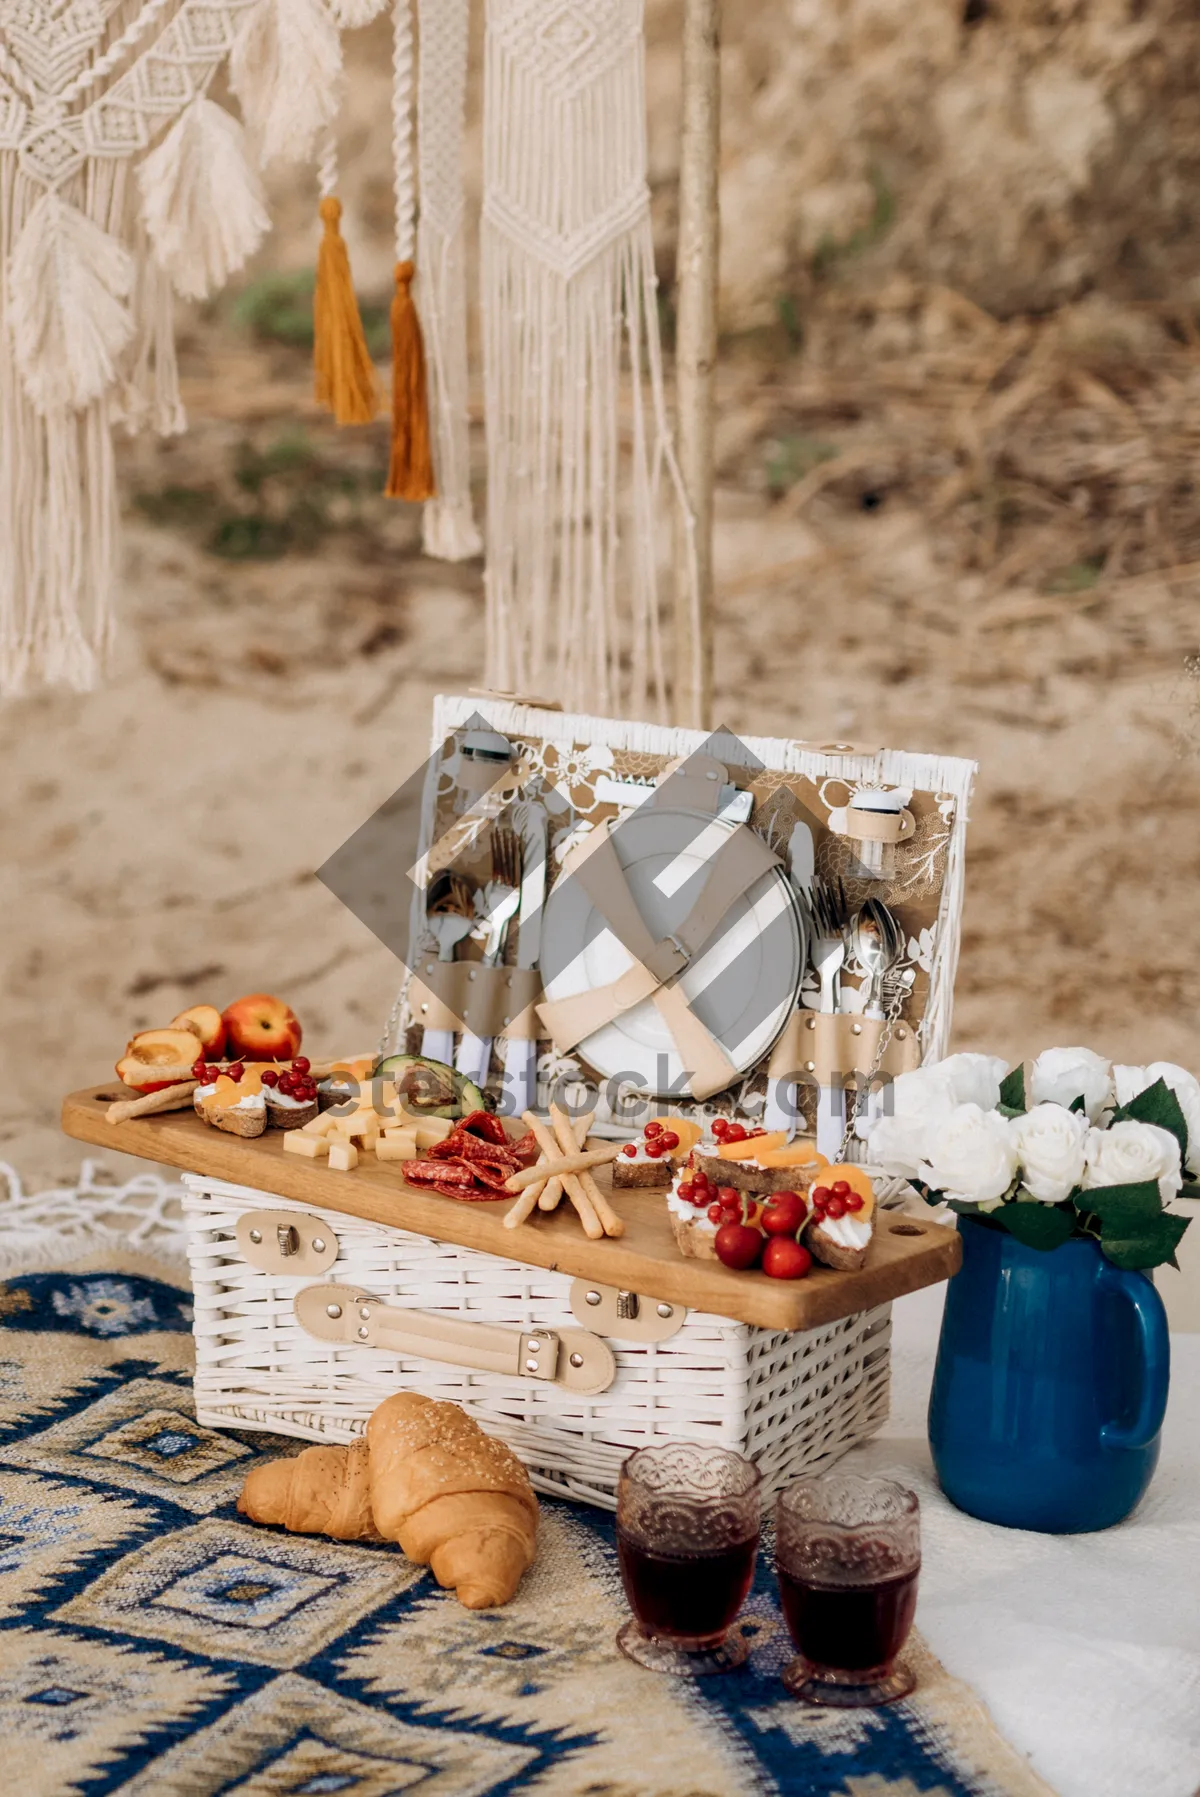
[372,1054,487,1119]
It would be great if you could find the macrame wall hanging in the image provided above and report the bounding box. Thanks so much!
[479,0,691,720]
[0,0,691,722]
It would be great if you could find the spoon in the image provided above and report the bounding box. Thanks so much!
[853,898,901,1021]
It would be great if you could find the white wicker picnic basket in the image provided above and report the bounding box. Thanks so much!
[185,1176,892,1510]
[183,698,974,1509]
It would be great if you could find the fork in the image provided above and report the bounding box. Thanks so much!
[422,872,477,1066]
[455,827,522,1089]
[808,874,848,1015]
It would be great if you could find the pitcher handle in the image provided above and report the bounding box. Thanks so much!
[1097,1261,1170,1451]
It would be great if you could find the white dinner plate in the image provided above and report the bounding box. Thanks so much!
[539,808,804,1098]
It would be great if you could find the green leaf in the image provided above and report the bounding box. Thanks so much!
[1080,1180,1163,1232]
[1099,1211,1190,1272]
[1181,1179,1200,1200]
[1069,1094,1086,1115]
[995,1199,1077,1251]
[1109,1078,1190,1169]
[999,1065,1026,1113]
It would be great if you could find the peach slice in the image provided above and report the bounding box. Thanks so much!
[754,1144,830,1178]
[117,1028,208,1091]
[817,1163,876,1221]
[717,1129,788,1161]
[658,1115,703,1160]
[170,1004,226,1058]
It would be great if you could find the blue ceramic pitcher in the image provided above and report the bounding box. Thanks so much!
[928,1216,1170,1533]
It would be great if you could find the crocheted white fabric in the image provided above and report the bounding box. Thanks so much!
[480,0,691,718]
[0,0,345,698]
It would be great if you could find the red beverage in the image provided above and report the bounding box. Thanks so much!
[618,1532,758,1646]
[779,1563,920,1673]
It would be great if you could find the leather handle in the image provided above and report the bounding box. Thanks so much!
[294,1284,616,1396]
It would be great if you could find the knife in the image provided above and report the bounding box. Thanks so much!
[504,799,548,1118]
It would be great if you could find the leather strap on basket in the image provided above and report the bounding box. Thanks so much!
[294,1283,615,1394]
[408,962,543,1039]
[536,816,781,1099]
[768,1010,922,1086]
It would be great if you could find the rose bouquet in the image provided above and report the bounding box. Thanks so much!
[863,1048,1196,1270]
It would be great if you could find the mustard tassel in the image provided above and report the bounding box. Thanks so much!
[384,259,436,501]
[313,196,379,426]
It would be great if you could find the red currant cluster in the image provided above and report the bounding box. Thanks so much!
[810,1179,863,1220]
[673,1165,732,1215]
[260,1057,316,1103]
[192,1056,242,1084]
[710,1119,768,1146]
[621,1119,681,1160]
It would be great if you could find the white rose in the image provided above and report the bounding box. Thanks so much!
[1143,1063,1200,1178]
[888,1065,959,1121]
[1082,1120,1182,1203]
[1011,1104,1088,1204]
[920,1103,1019,1206]
[1030,1046,1113,1122]
[1112,1064,1148,1108]
[934,1052,1010,1112]
[864,1111,934,1180]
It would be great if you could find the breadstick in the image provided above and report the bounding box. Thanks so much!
[106,1081,197,1125]
[550,1105,625,1238]
[504,1145,618,1191]
[513,1112,603,1236]
[504,1184,545,1229]
[539,1109,595,1212]
[537,1175,564,1212]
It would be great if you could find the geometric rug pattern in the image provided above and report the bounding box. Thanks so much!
[0,1253,1052,1796]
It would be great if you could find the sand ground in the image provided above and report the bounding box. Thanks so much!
[3,293,1198,1189]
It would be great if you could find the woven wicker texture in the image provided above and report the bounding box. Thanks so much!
[186,1176,892,1510]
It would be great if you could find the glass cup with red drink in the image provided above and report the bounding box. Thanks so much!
[775,1472,920,1707]
[616,1443,762,1676]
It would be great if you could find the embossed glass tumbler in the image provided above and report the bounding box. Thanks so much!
[616,1443,762,1676]
[776,1473,920,1707]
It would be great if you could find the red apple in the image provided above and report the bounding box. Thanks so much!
[221,993,302,1062]
[170,1004,226,1059]
[714,1221,765,1271]
[762,1237,813,1280]
[762,1190,807,1236]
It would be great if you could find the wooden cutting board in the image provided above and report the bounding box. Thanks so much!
[62,1086,961,1332]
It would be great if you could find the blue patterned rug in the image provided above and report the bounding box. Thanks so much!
[0,1245,1051,1796]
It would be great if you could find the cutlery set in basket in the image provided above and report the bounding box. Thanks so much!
[382,696,977,1154]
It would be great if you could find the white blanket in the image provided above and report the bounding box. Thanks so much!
[846,1284,1200,1797]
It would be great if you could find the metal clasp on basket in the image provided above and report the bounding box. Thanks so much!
[569,1281,686,1341]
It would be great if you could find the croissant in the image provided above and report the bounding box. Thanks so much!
[237,1393,538,1608]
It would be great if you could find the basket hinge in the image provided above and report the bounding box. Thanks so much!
[294,1284,616,1396]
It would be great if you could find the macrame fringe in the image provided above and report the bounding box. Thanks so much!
[328,0,389,23]
[0,1159,189,1277]
[230,0,343,169]
[138,96,270,302]
[415,0,480,560]
[480,0,682,720]
[8,192,135,415]
[313,195,380,426]
[384,259,435,501]
[114,240,187,439]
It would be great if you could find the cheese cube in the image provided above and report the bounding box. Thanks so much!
[284,1131,328,1159]
[336,1111,381,1142]
[377,1136,417,1163]
[302,1113,339,1137]
[327,1140,359,1172]
[415,1117,455,1150]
